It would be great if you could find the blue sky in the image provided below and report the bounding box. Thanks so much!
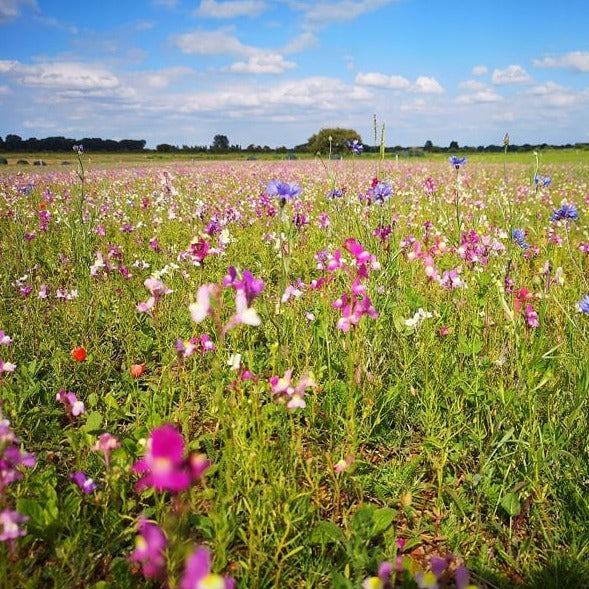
[1,0,588,149]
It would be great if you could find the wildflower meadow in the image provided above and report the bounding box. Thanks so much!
[1,147,589,588]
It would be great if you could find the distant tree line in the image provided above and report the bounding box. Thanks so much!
[0,135,146,152]
[2,132,588,155]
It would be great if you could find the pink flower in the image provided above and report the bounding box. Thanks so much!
[92,432,120,469]
[180,545,235,589]
[132,424,209,493]
[189,284,216,323]
[334,455,355,473]
[525,304,539,328]
[0,359,16,374]
[130,517,168,580]
[0,331,12,346]
[0,509,28,542]
[56,389,85,418]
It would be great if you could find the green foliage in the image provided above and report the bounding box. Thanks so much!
[306,127,362,155]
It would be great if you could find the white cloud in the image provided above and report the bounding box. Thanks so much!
[399,98,428,112]
[526,82,577,107]
[296,0,399,29]
[0,60,120,91]
[194,0,267,18]
[22,118,58,129]
[0,0,37,23]
[413,76,444,94]
[455,90,503,104]
[227,53,296,74]
[533,51,589,73]
[172,28,254,56]
[355,71,410,89]
[141,66,195,89]
[472,65,488,76]
[283,32,318,54]
[492,65,532,85]
[458,80,487,91]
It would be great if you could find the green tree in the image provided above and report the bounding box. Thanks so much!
[211,134,230,152]
[306,128,362,155]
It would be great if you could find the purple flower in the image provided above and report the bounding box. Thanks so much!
[0,509,28,542]
[449,155,467,169]
[265,180,302,205]
[578,294,589,314]
[368,181,393,205]
[0,420,36,493]
[129,517,167,580]
[180,546,235,589]
[326,188,344,199]
[534,174,551,188]
[69,471,98,494]
[346,139,363,155]
[512,228,529,249]
[550,203,578,222]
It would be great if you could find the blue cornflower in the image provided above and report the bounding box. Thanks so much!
[578,294,589,314]
[534,174,551,188]
[326,188,344,199]
[449,155,467,169]
[369,181,393,205]
[550,203,578,222]
[265,179,302,205]
[512,228,529,249]
[346,139,363,155]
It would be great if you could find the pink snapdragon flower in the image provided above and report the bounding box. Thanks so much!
[180,545,235,589]
[56,389,85,419]
[132,424,210,493]
[269,370,317,410]
[130,517,168,580]
[0,509,28,543]
[91,432,120,469]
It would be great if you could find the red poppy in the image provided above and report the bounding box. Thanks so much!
[71,346,87,362]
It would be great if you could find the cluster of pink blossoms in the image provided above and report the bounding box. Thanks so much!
[327,238,380,332]
[0,419,36,548]
[269,369,317,410]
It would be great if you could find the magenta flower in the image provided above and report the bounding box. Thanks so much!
[180,545,235,589]
[0,420,36,493]
[69,471,98,494]
[0,509,28,543]
[0,331,12,346]
[132,424,209,493]
[524,304,539,328]
[130,517,168,580]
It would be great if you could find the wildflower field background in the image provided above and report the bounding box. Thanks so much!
[1,149,589,588]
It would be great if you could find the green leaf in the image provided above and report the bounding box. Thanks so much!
[309,521,345,545]
[84,411,103,433]
[372,507,396,535]
[501,492,521,517]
